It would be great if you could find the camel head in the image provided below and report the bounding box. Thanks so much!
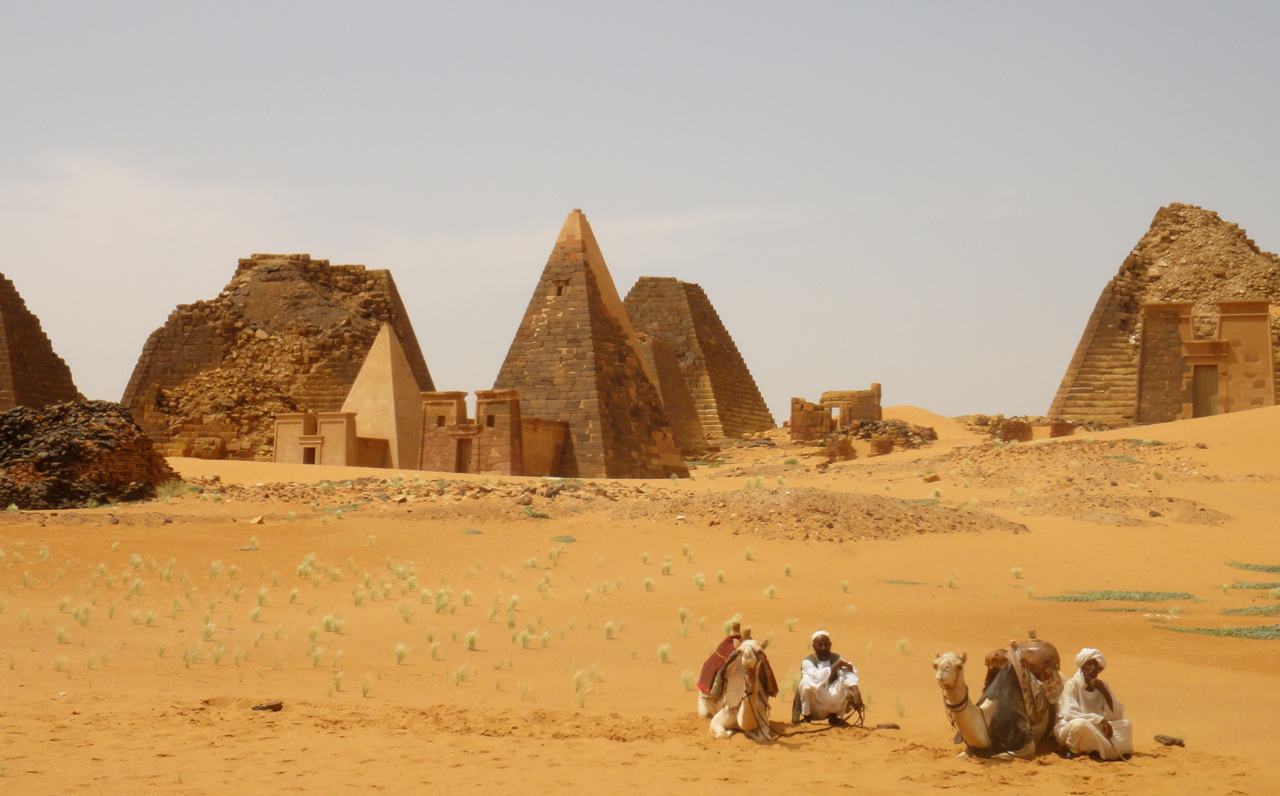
[738,638,763,677]
[933,651,967,690]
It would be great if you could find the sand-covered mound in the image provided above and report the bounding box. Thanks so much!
[0,400,177,509]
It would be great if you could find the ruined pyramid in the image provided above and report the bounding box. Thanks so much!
[623,277,774,439]
[493,210,687,478]
[0,273,79,412]
[122,254,433,460]
[1051,203,1280,426]
[340,323,426,469]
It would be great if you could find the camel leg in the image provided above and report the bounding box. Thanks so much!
[710,709,734,739]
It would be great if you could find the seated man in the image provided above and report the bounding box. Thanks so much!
[1055,648,1133,760]
[793,630,863,726]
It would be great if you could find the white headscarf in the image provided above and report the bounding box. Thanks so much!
[812,630,831,642]
[1075,648,1106,670]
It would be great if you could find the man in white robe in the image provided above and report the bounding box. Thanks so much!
[1055,648,1133,760]
[795,630,862,726]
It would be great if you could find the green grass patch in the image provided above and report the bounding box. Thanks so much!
[1232,581,1280,590]
[524,507,551,520]
[881,579,927,586]
[1222,604,1280,616]
[1228,561,1280,574]
[1035,590,1195,603]
[461,528,482,535]
[1155,624,1280,640]
[551,535,577,544]
[1088,606,1157,613]
[913,499,940,506]
[319,503,363,514]
[1105,455,1143,464]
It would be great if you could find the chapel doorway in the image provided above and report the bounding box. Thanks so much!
[1192,365,1219,418]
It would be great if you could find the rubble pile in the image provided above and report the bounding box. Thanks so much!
[956,414,1113,436]
[0,401,178,509]
[836,419,937,449]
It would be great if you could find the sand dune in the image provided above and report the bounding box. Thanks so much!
[2,407,1279,794]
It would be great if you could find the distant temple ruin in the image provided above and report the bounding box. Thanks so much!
[492,210,687,479]
[789,384,882,442]
[1051,204,1280,426]
[0,273,80,411]
[624,276,775,439]
[123,254,433,459]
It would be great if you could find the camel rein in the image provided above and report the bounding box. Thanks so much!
[943,685,970,713]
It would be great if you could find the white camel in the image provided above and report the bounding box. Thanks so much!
[698,638,775,740]
[933,647,1061,760]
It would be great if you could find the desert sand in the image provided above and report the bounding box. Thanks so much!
[2,406,1279,794]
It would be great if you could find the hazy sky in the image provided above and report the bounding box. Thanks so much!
[3,2,1279,420]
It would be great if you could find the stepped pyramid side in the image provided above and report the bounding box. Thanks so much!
[1051,203,1280,425]
[0,274,79,411]
[122,254,433,460]
[493,210,686,479]
[623,276,775,439]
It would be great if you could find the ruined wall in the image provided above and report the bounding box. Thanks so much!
[493,211,686,479]
[789,397,831,442]
[0,274,79,411]
[624,277,775,439]
[1052,204,1280,425]
[1135,304,1189,424]
[122,254,433,460]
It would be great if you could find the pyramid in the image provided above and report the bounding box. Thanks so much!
[0,273,79,412]
[1050,203,1280,426]
[623,277,774,439]
[122,254,433,459]
[493,210,687,478]
[340,324,427,469]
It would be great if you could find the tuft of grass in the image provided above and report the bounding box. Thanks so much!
[678,606,689,624]
[393,642,411,664]
[1035,590,1196,603]
[1156,624,1280,640]
[783,563,793,577]
[785,618,797,632]
[362,675,374,697]
[604,620,615,640]
[895,638,909,654]
[156,480,189,500]
[945,573,958,589]
[743,547,755,561]
[1222,604,1280,616]
[717,570,726,584]
[56,626,70,644]
[657,644,670,664]
[764,585,778,599]
[466,629,479,650]
[1011,567,1024,579]
[693,573,705,590]
[1228,561,1280,574]
[643,577,655,592]
[681,670,696,690]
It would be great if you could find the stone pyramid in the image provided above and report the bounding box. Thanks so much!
[623,276,774,439]
[493,210,687,478]
[1050,203,1280,426]
[340,323,426,469]
[122,254,433,459]
[0,273,79,412]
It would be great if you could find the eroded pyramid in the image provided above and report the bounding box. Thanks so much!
[1050,203,1280,426]
[493,210,687,478]
[0,273,79,411]
[623,276,774,439]
[122,254,433,459]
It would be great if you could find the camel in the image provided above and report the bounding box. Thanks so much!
[933,635,1064,759]
[698,637,778,740]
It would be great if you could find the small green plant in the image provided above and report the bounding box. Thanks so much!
[660,557,672,575]
[764,585,778,599]
[841,580,850,593]
[896,638,909,654]
[56,626,70,644]
[157,480,189,500]
[362,674,374,697]
[643,577,656,592]
[393,642,411,664]
[783,563,793,577]
[785,618,797,632]
[524,507,551,520]
[945,573,958,589]
[657,644,670,663]
[466,629,479,650]
[717,570,726,584]
[743,547,754,561]
[681,670,696,690]
[1012,567,1024,579]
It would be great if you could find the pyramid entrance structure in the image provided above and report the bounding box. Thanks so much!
[0,273,79,411]
[493,210,687,479]
[623,276,775,439]
[1051,203,1280,426]
[123,254,433,460]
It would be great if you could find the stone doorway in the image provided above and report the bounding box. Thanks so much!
[1193,365,1219,418]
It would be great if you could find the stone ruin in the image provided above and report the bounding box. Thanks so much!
[1052,203,1280,426]
[0,400,177,510]
[0,272,79,412]
[123,254,433,460]
[493,210,687,479]
[624,276,775,440]
[789,384,883,441]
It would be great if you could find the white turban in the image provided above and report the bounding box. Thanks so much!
[1075,648,1106,669]
[812,630,831,642]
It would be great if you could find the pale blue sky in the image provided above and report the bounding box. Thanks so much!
[2,2,1278,419]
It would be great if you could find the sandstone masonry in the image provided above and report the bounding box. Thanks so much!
[0,273,79,411]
